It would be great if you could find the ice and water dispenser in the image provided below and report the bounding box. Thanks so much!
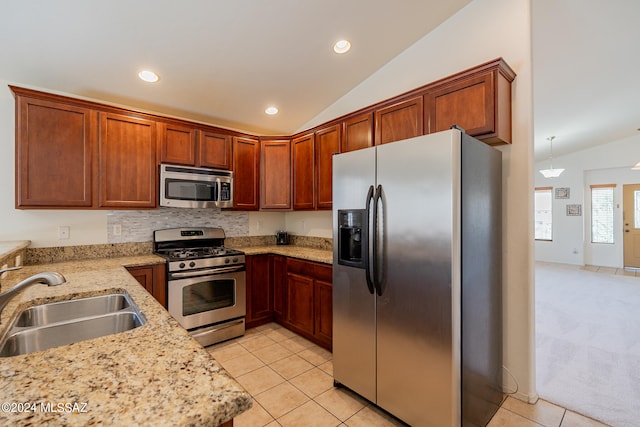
[337,209,367,268]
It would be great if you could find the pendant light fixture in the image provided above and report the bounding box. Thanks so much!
[539,136,565,178]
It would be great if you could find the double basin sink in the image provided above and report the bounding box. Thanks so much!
[0,293,146,357]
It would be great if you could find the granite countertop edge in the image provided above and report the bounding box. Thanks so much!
[235,245,333,264]
[0,255,251,427]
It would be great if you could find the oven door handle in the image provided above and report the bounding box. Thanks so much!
[170,265,245,278]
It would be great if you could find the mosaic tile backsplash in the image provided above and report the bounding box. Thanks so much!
[107,207,249,243]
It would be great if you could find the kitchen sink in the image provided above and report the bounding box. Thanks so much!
[14,293,131,327]
[0,293,146,357]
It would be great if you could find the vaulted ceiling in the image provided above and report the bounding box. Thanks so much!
[1,1,638,160]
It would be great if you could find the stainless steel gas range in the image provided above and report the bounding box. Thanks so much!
[153,227,246,346]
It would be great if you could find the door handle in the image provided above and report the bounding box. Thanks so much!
[364,185,375,295]
[625,230,630,233]
[373,184,383,296]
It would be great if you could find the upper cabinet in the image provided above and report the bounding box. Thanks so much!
[159,122,232,170]
[158,122,197,166]
[426,59,515,145]
[314,124,340,210]
[11,58,514,211]
[260,138,291,210]
[98,112,157,208]
[292,133,315,210]
[14,94,96,208]
[341,113,373,153]
[233,136,260,210]
[374,96,423,145]
[199,130,232,170]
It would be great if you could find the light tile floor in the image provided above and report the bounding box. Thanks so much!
[207,323,609,427]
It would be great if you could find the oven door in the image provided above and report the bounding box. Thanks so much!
[168,268,246,330]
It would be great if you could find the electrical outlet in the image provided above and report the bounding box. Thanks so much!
[58,226,70,240]
[256,220,263,231]
[113,224,122,236]
[301,220,306,231]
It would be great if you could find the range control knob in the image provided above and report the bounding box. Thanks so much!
[179,262,186,269]
[233,257,238,263]
[225,258,230,264]
[189,261,196,268]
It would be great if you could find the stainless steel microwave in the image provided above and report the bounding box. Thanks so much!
[160,164,233,208]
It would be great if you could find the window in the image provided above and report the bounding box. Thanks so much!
[591,184,615,244]
[535,187,553,241]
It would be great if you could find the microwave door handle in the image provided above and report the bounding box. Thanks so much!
[215,177,222,206]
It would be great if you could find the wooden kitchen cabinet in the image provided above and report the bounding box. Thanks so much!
[13,92,96,208]
[292,132,315,210]
[426,59,515,145]
[286,272,315,336]
[158,122,197,166]
[313,266,333,350]
[260,138,291,210]
[232,136,260,210]
[314,124,340,210]
[160,124,232,170]
[271,255,287,322]
[126,263,167,308]
[284,258,333,350]
[341,112,373,153]
[246,254,273,328]
[374,96,423,145]
[199,130,232,169]
[99,112,157,208]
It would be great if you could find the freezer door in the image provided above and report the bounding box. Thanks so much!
[375,130,461,427]
[332,146,377,403]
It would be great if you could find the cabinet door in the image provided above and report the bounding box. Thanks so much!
[428,73,496,138]
[15,96,96,208]
[315,124,340,210]
[260,139,291,209]
[272,255,286,321]
[152,263,167,308]
[198,130,232,169]
[315,279,333,349]
[126,264,167,308]
[232,136,260,210]
[99,112,157,208]
[246,255,273,327]
[341,112,372,153]
[374,96,423,145]
[286,272,314,335]
[159,122,196,166]
[292,133,315,210]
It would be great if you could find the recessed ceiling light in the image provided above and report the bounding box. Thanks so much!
[333,39,351,54]
[138,70,159,83]
[265,106,278,115]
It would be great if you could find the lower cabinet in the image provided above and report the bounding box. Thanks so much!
[125,263,167,308]
[246,254,273,329]
[245,254,332,350]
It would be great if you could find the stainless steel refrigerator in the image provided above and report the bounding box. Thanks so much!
[332,128,503,427]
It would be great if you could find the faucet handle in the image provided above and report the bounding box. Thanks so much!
[0,266,22,275]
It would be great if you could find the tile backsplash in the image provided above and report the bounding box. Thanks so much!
[107,207,249,243]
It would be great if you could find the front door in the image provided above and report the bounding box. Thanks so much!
[622,184,640,267]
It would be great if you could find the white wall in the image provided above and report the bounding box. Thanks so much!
[535,133,640,267]
[301,0,536,403]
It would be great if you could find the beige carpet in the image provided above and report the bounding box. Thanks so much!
[536,262,640,427]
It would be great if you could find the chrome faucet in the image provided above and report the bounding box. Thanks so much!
[0,267,66,319]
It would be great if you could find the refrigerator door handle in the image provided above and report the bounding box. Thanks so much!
[373,184,384,296]
[364,185,375,294]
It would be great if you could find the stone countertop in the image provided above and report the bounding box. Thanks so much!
[236,245,333,265]
[0,240,30,261]
[0,256,252,426]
